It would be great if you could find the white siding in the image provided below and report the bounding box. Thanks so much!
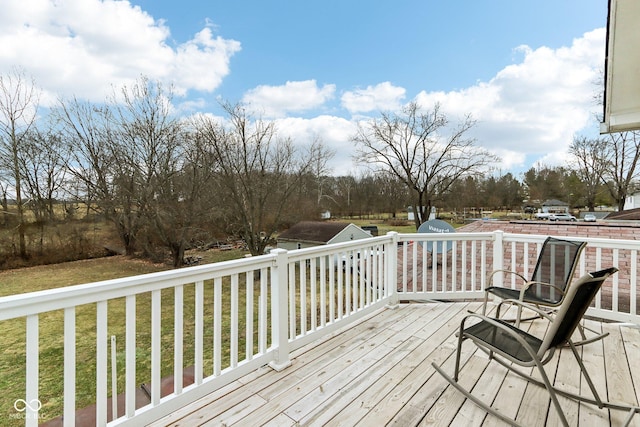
[327,224,371,244]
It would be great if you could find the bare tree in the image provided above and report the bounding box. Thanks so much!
[18,129,68,222]
[569,136,610,211]
[105,77,185,258]
[376,172,410,217]
[310,137,336,208]
[54,97,116,227]
[0,175,9,226]
[352,102,497,228]
[0,69,40,258]
[332,175,356,216]
[600,131,640,211]
[193,102,334,255]
[56,77,189,262]
[145,127,220,267]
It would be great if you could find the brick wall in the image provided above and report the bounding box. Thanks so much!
[457,220,640,314]
[459,219,640,240]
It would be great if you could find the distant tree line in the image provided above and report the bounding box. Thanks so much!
[0,73,336,266]
[0,69,637,268]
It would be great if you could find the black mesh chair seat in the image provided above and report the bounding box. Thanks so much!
[464,318,542,363]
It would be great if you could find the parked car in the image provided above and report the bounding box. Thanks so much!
[549,213,577,221]
[584,213,597,222]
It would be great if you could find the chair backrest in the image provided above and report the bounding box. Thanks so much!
[526,237,587,303]
[542,267,618,350]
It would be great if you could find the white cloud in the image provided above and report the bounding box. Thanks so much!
[341,82,406,113]
[171,28,240,96]
[267,29,605,176]
[274,115,356,173]
[415,28,605,172]
[0,0,240,104]
[242,80,335,118]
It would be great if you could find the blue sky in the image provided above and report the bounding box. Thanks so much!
[1,0,608,175]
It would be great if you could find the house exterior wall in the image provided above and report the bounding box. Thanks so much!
[327,224,372,244]
[625,193,640,210]
[276,240,317,251]
[541,205,569,214]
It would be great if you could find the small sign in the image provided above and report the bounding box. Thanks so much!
[417,219,455,253]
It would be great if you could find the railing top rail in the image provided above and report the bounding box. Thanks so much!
[396,231,496,241]
[284,234,394,263]
[0,253,276,321]
[396,230,640,250]
[500,232,640,249]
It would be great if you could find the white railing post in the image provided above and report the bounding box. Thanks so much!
[25,314,39,427]
[491,230,504,290]
[269,249,292,371]
[63,307,76,427]
[125,295,136,418]
[386,232,400,308]
[96,301,108,426]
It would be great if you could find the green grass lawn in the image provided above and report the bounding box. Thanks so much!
[346,218,417,234]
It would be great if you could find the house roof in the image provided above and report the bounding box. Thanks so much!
[277,221,351,244]
[542,199,568,206]
[604,207,640,220]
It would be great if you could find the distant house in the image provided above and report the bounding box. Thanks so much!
[407,206,436,221]
[624,191,640,210]
[277,221,372,250]
[534,199,569,219]
[541,199,569,213]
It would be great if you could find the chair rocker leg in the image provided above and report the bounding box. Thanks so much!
[431,362,523,427]
[482,341,640,417]
[434,332,571,427]
[505,303,547,325]
[571,323,609,346]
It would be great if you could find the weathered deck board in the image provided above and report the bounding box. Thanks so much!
[602,323,640,427]
[150,303,640,427]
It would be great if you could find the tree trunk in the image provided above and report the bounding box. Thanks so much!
[1,195,7,226]
[171,243,184,268]
[18,220,27,259]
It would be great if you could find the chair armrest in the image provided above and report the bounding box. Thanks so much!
[488,269,528,287]
[496,298,555,322]
[518,281,566,302]
[521,280,566,295]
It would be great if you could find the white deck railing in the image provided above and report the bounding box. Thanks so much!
[1,230,639,426]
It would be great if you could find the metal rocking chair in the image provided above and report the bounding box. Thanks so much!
[482,237,605,345]
[433,267,640,427]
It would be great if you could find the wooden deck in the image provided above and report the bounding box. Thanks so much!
[150,302,640,427]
